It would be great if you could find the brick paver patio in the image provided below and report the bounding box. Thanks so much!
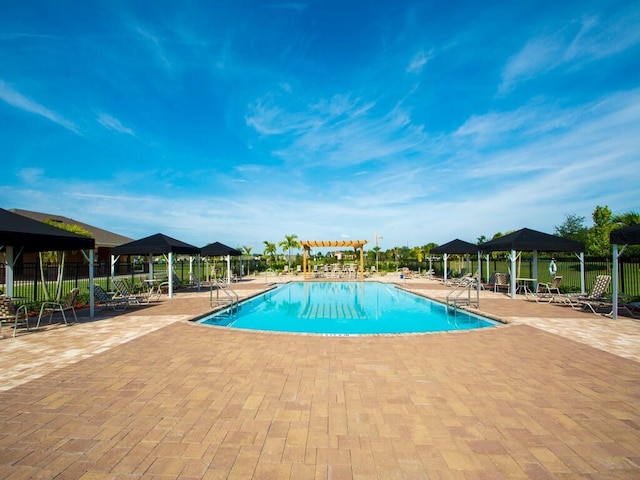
[1,277,639,479]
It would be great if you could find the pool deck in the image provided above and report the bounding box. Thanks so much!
[1,275,639,479]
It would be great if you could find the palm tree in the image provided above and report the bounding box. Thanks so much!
[263,241,276,268]
[279,234,299,270]
[612,211,640,227]
[241,245,253,275]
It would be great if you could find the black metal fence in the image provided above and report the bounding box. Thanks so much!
[0,260,196,303]
[2,256,639,303]
[421,255,640,297]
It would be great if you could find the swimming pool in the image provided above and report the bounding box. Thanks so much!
[197,282,497,335]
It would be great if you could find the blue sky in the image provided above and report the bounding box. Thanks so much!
[1,1,638,252]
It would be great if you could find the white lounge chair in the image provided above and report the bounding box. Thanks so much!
[562,275,611,314]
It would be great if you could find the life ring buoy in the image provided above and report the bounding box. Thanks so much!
[548,260,557,276]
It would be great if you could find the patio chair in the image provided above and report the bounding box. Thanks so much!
[94,285,128,311]
[533,276,562,303]
[564,274,612,314]
[487,272,510,293]
[0,297,30,337]
[36,288,79,328]
[113,279,151,305]
[158,274,185,293]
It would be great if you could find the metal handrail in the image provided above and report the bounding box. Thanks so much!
[446,277,478,310]
[210,279,239,311]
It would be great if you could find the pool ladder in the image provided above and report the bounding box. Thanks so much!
[446,277,479,310]
[210,279,239,315]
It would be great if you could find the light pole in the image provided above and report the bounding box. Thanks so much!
[374,232,383,272]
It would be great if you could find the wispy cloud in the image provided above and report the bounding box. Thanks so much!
[246,93,428,167]
[499,8,640,94]
[133,25,173,70]
[406,49,432,74]
[0,80,80,134]
[97,112,135,136]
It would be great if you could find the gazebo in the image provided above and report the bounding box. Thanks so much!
[111,233,200,298]
[0,208,97,315]
[201,242,242,284]
[430,239,478,284]
[610,224,640,320]
[299,240,368,280]
[479,228,585,299]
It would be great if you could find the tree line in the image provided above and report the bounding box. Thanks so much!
[241,205,638,266]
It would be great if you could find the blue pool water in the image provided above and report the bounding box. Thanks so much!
[197,282,497,335]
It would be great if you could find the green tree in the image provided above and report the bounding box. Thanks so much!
[41,220,92,301]
[262,241,277,267]
[586,205,613,256]
[612,211,640,227]
[554,213,588,244]
[611,210,640,256]
[411,246,425,265]
[279,234,299,269]
[241,245,253,275]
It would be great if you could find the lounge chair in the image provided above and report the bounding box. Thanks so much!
[113,279,151,305]
[37,288,79,328]
[487,272,510,293]
[94,285,128,311]
[533,276,562,303]
[563,275,612,314]
[0,297,30,337]
[158,274,185,293]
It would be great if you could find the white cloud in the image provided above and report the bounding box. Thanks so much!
[97,112,136,136]
[499,9,640,94]
[406,49,432,74]
[0,80,80,134]
[247,93,428,167]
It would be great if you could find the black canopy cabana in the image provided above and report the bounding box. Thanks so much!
[431,239,478,283]
[1,208,96,314]
[111,233,200,298]
[201,242,242,284]
[610,224,640,319]
[479,228,585,298]
[1,207,95,252]
[200,241,242,257]
[431,239,477,255]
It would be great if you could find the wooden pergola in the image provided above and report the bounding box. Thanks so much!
[299,240,369,280]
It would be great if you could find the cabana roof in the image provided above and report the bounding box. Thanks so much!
[0,207,95,252]
[201,242,242,257]
[431,239,477,255]
[479,228,584,253]
[112,233,200,255]
[610,224,640,245]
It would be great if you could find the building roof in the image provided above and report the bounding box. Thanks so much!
[1,207,95,252]
[9,209,133,248]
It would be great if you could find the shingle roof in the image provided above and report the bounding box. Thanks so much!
[9,209,133,248]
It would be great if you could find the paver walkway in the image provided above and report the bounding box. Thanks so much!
[1,278,639,479]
